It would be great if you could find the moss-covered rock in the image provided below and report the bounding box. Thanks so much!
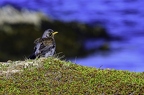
[0,57,144,94]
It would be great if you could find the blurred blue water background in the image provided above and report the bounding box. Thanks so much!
[0,0,144,72]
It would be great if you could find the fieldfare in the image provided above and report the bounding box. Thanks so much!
[28,29,58,59]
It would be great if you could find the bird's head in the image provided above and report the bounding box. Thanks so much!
[42,29,58,38]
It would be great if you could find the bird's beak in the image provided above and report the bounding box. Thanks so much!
[52,31,58,35]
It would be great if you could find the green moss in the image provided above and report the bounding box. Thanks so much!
[1,57,143,94]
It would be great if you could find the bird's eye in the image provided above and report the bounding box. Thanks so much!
[46,33,52,37]
[49,33,52,36]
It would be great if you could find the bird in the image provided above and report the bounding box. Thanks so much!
[28,29,58,59]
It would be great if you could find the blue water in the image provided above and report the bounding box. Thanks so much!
[0,0,144,72]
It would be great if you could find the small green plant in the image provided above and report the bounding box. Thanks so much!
[0,57,144,94]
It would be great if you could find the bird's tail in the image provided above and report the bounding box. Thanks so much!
[28,53,36,59]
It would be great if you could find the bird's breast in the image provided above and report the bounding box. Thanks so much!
[42,38,54,46]
[43,40,53,46]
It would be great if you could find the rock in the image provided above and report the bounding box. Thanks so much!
[0,5,48,27]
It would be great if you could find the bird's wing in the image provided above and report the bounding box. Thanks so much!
[39,38,54,50]
[34,43,42,56]
[39,39,55,55]
[33,37,43,56]
[28,39,42,59]
[40,43,54,52]
[34,37,55,57]
[39,44,55,57]
[34,38,42,44]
